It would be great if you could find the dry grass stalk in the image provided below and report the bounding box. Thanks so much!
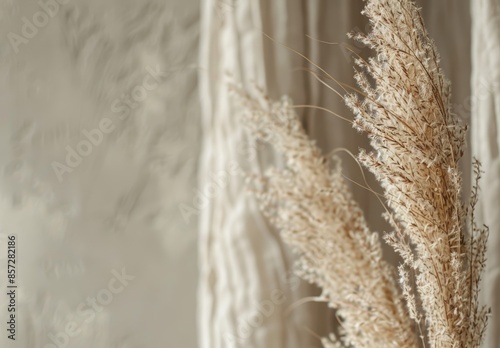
[232,85,417,348]
[345,0,489,346]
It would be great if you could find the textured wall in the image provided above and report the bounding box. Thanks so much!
[0,0,200,347]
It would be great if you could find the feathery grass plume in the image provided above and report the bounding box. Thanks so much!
[232,85,417,348]
[345,0,489,346]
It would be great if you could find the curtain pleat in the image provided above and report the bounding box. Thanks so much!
[472,1,500,347]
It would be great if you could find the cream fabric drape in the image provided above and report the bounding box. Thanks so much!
[472,1,500,347]
[197,1,327,347]
[198,1,472,347]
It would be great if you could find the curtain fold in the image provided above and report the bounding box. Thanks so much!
[197,1,328,347]
[472,1,500,347]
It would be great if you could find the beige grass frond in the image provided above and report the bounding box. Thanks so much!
[345,0,489,346]
[232,85,417,348]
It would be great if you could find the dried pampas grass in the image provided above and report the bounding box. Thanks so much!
[234,0,489,347]
[232,86,416,348]
[346,0,489,346]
